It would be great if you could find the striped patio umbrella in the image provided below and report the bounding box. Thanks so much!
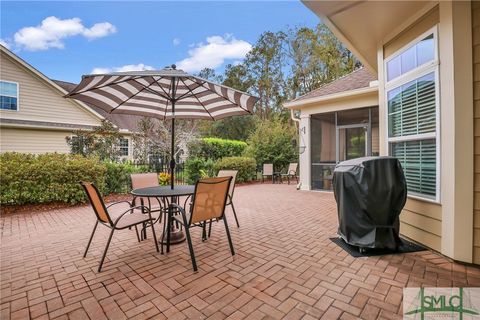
[66,65,258,189]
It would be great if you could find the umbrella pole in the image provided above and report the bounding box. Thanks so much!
[170,75,177,190]
[170,114,175,190]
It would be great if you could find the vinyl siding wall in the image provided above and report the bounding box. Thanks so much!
[0,128,135,158]
[0,128,72,153]
[382,6,442,252]
[0,51,101,126]
[472,1,480,264]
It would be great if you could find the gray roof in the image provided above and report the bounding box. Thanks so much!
[291,68,376,103]
[53,79,143,132]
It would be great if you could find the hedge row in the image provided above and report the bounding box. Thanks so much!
[188,137,247,161]
[185,156,256,184]
[214,157,256,183]
[0,153,149,205]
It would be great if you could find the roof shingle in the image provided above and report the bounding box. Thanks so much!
[291,68,376,103]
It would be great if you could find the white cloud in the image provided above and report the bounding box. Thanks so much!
[91,63,155,74]
[176,34,252,73]
[82,22,117,39]
[173,38,181,46]
[13,16,116,51]
[0,39,10,49]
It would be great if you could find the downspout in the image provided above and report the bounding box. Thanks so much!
[290,109,302,190]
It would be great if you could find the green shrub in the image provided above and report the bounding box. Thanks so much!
[104,162,150,194]
[184,157,215,184]
[188,137,247,161]
[0,152,106,205]
[214,157,256,183]
[244,117,298,170]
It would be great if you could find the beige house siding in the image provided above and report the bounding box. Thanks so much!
[1,128,72,153]
[400,201,442,251]
[472,1,480,264]
[0,51,101,126]
[0,127,134,158]
[380,5,443,253]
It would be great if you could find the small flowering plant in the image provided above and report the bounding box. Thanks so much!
[158,172,171,186]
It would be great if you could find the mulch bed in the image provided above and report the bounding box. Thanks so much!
[1,193,132,215]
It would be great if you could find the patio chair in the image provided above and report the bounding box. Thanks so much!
[262,163,274,183]
[131,173,163,240]
[80,182,159,272]
[170,176,234,272]
[281,163,299,185]
[217,170,240,228]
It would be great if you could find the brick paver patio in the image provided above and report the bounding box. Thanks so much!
[1,184,480,320]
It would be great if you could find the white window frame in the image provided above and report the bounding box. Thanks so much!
[384,25,441,203]
[119,137,129,157]
[0,80,19,111]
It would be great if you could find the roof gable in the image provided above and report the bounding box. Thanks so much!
[0,45,104,123]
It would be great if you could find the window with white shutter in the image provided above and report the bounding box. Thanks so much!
[385,27,440,201]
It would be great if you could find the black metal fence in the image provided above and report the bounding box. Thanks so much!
[133,156,187,185]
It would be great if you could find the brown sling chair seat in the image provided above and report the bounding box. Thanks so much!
[130,173,164,241]
[169,176,234,272]
[80,182,159,272]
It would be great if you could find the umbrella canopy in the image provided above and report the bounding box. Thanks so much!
[66,65,258,189]
[67,66,257,120]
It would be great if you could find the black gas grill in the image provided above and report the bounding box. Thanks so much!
[333,156,407,251]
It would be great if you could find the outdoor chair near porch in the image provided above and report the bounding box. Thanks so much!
[281,163,299,185]
[261,163,274,183]
[170,176,234,272]
[217,170,240,228]
[131,173,163,240]
[80,182,159,272]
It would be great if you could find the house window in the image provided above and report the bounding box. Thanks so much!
[0,81,19,110]
[119,138,129,156]
[385,27,439,201]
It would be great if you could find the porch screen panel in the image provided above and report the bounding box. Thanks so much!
[311,113,336,190]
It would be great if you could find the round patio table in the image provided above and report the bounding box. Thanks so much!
[131,185,195,253]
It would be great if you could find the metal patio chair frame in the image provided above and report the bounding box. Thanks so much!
[281,163,299,185]
[169,177,234,272]
[217,170,240,228]
[81,182,159,272]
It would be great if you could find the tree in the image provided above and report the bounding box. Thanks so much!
[244,116,298,170]
[66,120,123,161]
[244,31,288,119]
[197,64,257,141]
[196,68,223,83]
[222,63,255,93]
[131,117,198,163]
[201,115,258,141]
[194,23,362,142]
[284,24,361,100]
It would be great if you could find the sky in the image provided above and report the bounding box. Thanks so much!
[1,1,320,83]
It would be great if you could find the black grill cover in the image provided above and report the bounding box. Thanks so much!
[333,156,407,249]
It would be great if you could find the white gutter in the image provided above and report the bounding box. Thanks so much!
[290,109,300,123]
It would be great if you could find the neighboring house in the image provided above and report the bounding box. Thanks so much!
[0,45,136,159]
[286,1,477,265]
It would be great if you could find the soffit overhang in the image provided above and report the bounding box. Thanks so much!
[302,1,438,73]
